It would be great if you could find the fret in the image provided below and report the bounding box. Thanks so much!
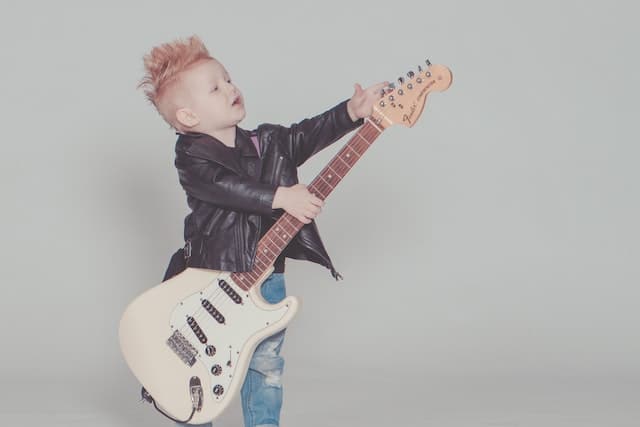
[232,274,250,291]
[364,118,383,134]
[316,174,334,191]
[253,256,270,270]
[326,164,343,180]
[277,229,292,244]
[322,169,340,186]
[268,230,288,247]
[282,215,299,230]
[355,132,372,146]
[258,244,271,258]
[344,144,361,160]
[259,243,272,259]
[244,270,258,283]
[351,140,368,157]
[264,233,277,246]
[354,134,371,157]
[328,158,348,176]
[335,153,352,169]
[262,238,280,257]
[309,183,329,200]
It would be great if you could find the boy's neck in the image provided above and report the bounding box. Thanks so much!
[206,126,237,148]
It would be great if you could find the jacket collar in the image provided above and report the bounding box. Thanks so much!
[176,127,258,175]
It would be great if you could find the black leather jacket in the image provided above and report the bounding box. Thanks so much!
[173,99,363,280]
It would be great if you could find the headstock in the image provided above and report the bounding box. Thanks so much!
[370,60,452,129]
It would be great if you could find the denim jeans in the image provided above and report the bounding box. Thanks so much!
[176,272,287,427]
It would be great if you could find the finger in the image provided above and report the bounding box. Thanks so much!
[295,213,310,224]
[380,81,391,95]
[308,205,321,215]
[310,196,324,207]
[303,206,317,218]
[368,81,389,93]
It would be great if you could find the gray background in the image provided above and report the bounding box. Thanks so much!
[1,0,638,426]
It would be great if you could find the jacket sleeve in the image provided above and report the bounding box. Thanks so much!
[279,98,364,167]
[178,157,278,215]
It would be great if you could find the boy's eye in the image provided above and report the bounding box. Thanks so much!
[210,87,218,93]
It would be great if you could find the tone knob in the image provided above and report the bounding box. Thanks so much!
[211,364,222,376]
[213,384,224,396]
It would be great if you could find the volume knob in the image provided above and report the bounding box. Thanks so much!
[205,345,216,356]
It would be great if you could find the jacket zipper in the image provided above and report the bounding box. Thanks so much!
[237,217,246,270]
[271,155,284,184]
[203,209,224,236]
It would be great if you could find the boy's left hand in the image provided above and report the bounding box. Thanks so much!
[346,81,390,121]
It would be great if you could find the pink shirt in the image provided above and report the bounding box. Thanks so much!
[250,134,260,157]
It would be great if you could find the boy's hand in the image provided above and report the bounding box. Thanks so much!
[346,81,390,121]
[273,184,324,224]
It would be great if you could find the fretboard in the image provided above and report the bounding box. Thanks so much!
[231,119,383,290]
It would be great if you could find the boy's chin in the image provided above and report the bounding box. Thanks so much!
[233,110,246,123]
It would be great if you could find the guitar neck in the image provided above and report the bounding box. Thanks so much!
[231,119,384,290]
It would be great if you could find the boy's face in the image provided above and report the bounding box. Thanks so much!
[175,58,245,134]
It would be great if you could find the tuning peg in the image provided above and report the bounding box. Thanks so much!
[407,70,415,78]
[388,82,396,89]
[425,59,431,66]
[418,65,423,72]
[398,77,404,84]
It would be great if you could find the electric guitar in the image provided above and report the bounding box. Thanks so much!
[119,61,452,424]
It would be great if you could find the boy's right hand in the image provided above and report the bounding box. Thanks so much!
[272,184,324,224]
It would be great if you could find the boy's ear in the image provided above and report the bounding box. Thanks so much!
[175,108,200,129]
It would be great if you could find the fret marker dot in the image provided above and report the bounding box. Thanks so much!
[263,249,268,253]
[328,175,332,179]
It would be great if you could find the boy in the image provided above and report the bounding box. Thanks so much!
[138,35,386,427]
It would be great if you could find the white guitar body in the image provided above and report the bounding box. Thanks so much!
[118,266,300,424]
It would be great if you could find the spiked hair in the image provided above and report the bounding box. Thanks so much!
[137,35,213,129]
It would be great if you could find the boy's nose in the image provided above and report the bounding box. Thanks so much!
[226,83,238,95]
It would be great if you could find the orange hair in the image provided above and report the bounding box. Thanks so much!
[137,35,213,129]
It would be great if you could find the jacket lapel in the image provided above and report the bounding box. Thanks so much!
[176,127,258,176]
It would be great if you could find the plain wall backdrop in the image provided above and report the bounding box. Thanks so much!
[0,1,638,426]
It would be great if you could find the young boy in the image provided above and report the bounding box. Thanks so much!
[138,35,386,427]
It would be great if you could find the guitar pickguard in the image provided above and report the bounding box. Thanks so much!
[167,271,290,403]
